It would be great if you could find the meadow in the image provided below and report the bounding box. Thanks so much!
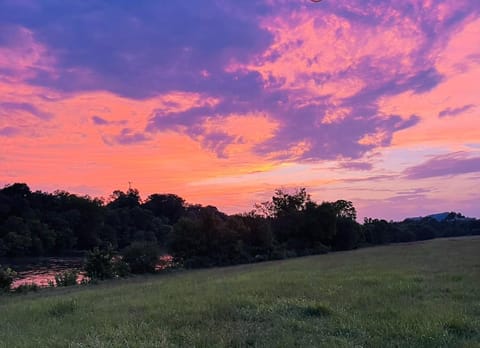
[0,237,479,347]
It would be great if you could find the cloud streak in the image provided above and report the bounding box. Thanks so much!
[404,152,480,179]
[0,102,53,120]
[0,126,20,137]
[438,104,476,118]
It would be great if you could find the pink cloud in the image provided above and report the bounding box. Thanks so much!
[0,25,55,82]
[404,152,480,179]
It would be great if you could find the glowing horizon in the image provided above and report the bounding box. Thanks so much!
[1,0,479,221]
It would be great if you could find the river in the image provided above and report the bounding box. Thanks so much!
[2,255,174,288]
[1,257,85,288]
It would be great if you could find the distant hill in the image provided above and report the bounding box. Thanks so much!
[405,211,471,222]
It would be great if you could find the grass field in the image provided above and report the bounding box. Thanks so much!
[1,237,479,347]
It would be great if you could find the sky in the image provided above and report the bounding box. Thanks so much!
[0,0,479,221]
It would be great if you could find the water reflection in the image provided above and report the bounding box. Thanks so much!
[5,258,84,288]
[6,255,174,288]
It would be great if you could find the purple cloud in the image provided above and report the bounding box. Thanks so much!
[0,126,20,137]
[396,188,432,195]
[438,104,475,118]
[0,102,53,120]
[341,174,397,184]
[1,0,479,163]
[201,132,238,158]
[338,161,373,171]
[113,128,149,145]
[91,115,127,127]
[91,116,109,125]
[404,152,480,179]
[0,2,272,99]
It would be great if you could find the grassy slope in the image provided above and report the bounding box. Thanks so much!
[1,237,479,348]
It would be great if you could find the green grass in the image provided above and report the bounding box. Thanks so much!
[1,237,479,347]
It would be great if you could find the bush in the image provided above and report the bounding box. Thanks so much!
[13,283,40,294]
[84,244,117,280]
[122,242,159,274]
[112,257,130,277]
[0,265,16,292]
[54,270,79,287]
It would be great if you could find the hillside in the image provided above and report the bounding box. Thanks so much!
[1,237,479,347]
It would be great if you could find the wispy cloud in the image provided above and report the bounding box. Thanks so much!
[338,161,373,171]
[111,128,150,145]
[0,102,53,120]
[404,152,480,179]
[91,116,110,126]
[438,104,476,118]
[0,126,20,137]
[91,115,127,126]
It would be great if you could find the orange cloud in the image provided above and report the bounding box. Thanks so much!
[230,9,422,98]
[380,18,480,148]
[199,112,279,156]
[0,85,282,209]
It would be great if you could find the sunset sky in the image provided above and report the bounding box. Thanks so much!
[1,0,479,221]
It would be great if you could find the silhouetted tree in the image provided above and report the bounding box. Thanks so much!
[143,193,185,224]
[333,217,361,250]
[332,200,357,221]
[122,242,159,274]
[108,188,141,209]
[0,182,477,267]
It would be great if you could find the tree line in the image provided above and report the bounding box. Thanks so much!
[0,183,478,268]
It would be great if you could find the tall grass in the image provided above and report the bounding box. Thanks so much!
[0,236,479,347]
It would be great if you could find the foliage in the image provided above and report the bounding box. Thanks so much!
[332,200,357,220]
[122,242,159,274]
[13,283,40,294]
[112,257,131,277]
[333,217,361,250]
[234,212,274,257]
[363,218,397,244]
[255,188,310,218]
[108,188,141,209]
[1,182,478,275]
[300,201,337,246]
[54,270,79,287]
[0,264,16,292]
[169,206,243,268]
[84,244,117,280]
[0,184,171,257]
[143,193,186,224]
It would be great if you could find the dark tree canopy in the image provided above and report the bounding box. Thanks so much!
[0,183,477,269]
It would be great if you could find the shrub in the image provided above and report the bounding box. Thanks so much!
[312,242,330,254]
[122,242,159,274]
[54,270,79,287]
[13,283,40,294]
[112,257,130,277]
[84,244,117,280]
[0,265,16,292]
